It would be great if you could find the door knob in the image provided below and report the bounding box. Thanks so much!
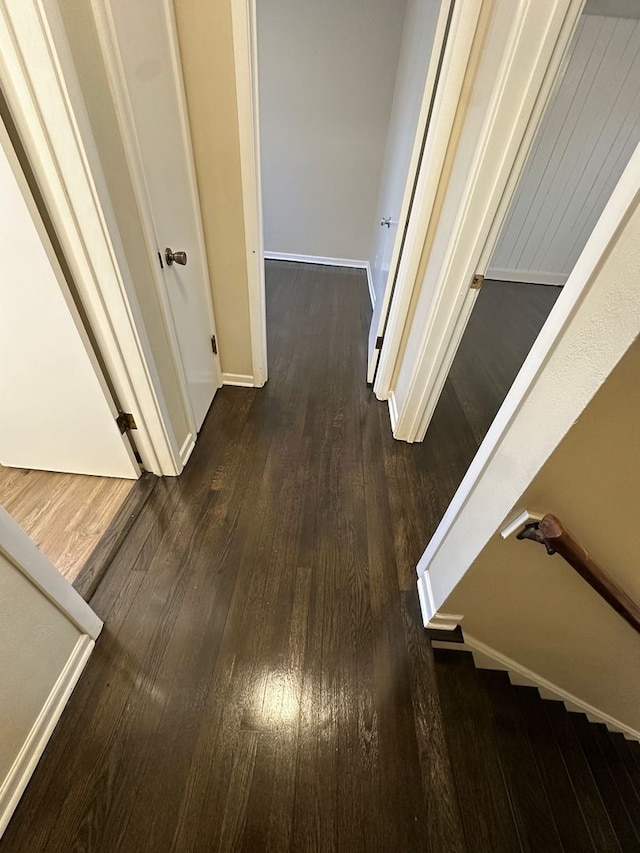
[165,247,187,266]
[380,217,392,228]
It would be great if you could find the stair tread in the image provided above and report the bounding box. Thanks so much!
[478,671,564,852]
[591,725,640,830]
[569,713,640,852]
[611,733,640,803]
[543,700,623,852]
[433,649,523,852]
[514,685,596,852]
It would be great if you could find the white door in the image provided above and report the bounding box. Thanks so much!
[368,0,448,383]
[0,120,140,479]
[96,0,221,432]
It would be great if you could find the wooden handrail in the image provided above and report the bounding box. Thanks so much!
[518,513,640,636]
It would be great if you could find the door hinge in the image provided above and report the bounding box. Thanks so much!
[375,335,384,350]
[470,273,484,290]
[211,334,218,355]
[116,411,137,433]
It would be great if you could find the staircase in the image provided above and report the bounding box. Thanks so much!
[433,648,640,852]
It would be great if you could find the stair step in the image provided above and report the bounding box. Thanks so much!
[569,714,640,851]
[477,670,564,851]
[591,725,640,831]
[514,685,595,852]
[611,732,640,803]
[543,700,623,852]
[433,648,521,852]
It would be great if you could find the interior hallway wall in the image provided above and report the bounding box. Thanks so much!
[257,0,408,261]
[445,336,640,733]
[173,0,254,378]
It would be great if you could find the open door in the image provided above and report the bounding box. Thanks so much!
[0,116,140,479]
[367,0,452,383]
[91,0,223,433]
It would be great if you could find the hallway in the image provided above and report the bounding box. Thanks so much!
[1,262,553,851]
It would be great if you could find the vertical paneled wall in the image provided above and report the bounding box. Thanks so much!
[488,14,640,285]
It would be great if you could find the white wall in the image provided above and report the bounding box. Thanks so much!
[0,504,99,836]
[0,551,81,784]
[488,14,640,285]
[257,0,407,261]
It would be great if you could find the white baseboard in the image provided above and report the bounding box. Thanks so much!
[264,251,375,308]
[179,433,196,467]
[486,267,567,287]
[264,251,368,269]
[0,635,94,837]
[222,373,255,387]
[433,630,640,742]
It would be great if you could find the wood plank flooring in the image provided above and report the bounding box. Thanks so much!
[0,466,136,584]
[0,263,557,852]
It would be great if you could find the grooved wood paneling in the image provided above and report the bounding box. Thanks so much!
[489,15,640,284]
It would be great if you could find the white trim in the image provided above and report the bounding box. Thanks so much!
[90,0,201,440]
[417,140,640,613]
[0,506,102,639]
[486,267,567,287]
[232,0,268,388]
[392,0,583,441]
[417,574,464,629]
[264,252,374,304]
[0,1,182,477]
[369,0,456,389]
[178,433,196,466]
[0,634,94,838]
[388,392,399,431]
[374,0,483,401]
[222,372,256,387]
[264,251,370,269]
[365,262,375,308]
[390,0,584,441]
[499,509,544,541]
[462,633,640,741]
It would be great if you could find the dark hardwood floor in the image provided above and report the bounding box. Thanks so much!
[1,264,557,852]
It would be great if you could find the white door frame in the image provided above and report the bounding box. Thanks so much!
[0,0,182,476]
[89,0,224,444]
[372,0,482,397]
[385,0,586,441]
[367,0,456,385]
[231,0,268,388]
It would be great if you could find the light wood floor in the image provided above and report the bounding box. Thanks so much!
[0,465,135,583]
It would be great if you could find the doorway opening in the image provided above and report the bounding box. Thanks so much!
[429,1,640,484]
[0,92,144,598]
[255,0,445,354]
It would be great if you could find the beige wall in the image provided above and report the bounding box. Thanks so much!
[173,0,254,377]
[257,0,407,260]
[446,337,640,731]
[0,551,81,784]
[57,0,191,447]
